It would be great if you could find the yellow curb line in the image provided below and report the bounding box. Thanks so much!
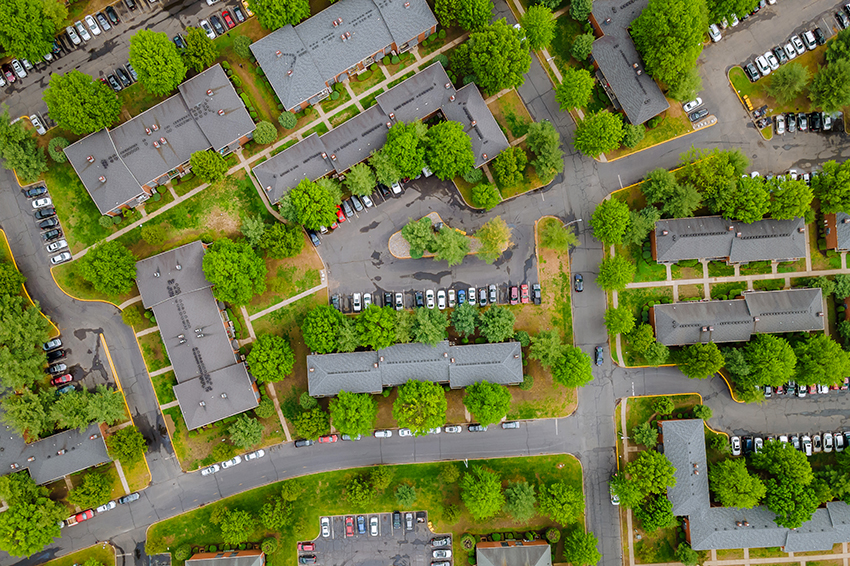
[726,66,771,143]
[0,228,61,338]
[49,264,122,308]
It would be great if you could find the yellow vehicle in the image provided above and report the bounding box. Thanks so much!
[241,0,254,16]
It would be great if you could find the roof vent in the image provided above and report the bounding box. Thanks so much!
[404,1,410,6]
[443,352,448,357]
[450,357,455,363]
[265,186,272,192]
[287,69,293,77]
[445,82,451,89]
[309,367,314,372]
[379,356,384,362]
[200,401,206,407]
[145,127,151,135]
[206,89,213,96]
[275,50,282,57]
[662,229,669,236]
[152,124,159,131]
[844,218,850,224]
[86,155,94,163]
[818,311,825,317]
[386,121,392,128]
[341,33,347,42]
[482,153,488,160]
[221,393,227,399]
[345,31,351,39]
[636,69,642,75]
[373,363,378,368]
[701,326,707,332]
[449,94,455,101]
[321,152,327,159]
[736,521,742,527]
[693,469,699,475]
[389,112,395,119]
[798,226,805,233]
[98,175,106,183]
[736,232,742,237]
[331,154,337,161]
[153,141,160,148]
[160,137,167,145]
[218,109,225,116]
[154,269,160,278]
[176,263,182,270]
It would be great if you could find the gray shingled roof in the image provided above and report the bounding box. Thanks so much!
[320,105,390,174]
[833,212,850,250]
[187,550,264,566]
[64,129,144,215]
[178,64,256,153]
[442,83,510,167]
[0,417,110,485]
[173,363,260,430]
[375,62,453,124]
[652,289,824,346]
[654,217,807,264]
[590,0,669,125]
[253,134,335,205]
[477,542,552,566]
[306,340,523,397]
[664,419,850,552]
[136,241,209,309]
[375,0,437,48]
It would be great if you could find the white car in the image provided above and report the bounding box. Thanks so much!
[708,24,721,42]
[447,289,456,307]
[764,51,779,71]
[321,516,331,538]
[824,432,834,453]
[30,115,47,135]
[754,437,763,453]
[374,430,392,438]
[783,42,797,60]
[399,428,413,437]
[221,455,242,468]
[361,194,373,208]
[352,292,362,312]
[32,197,52,209]
[206,0,220,4]
[836,433,845,452]
[363,292,372,308]
[682,98,703,113]
[501,421,520,429]
[803,30,817,51]
[444,425,462,433]
[95,500,117,513]
[755,55,771,76]
[244,449,265,460]
[66,26,82,45]
[791,35,805,55]
[200,19,216,40]
[391,181,402,194]
[775,114,785,135]
[426,289,435,309]
[369,515,379,536]
[200,464,220,476]
[75,21,92,42]
[394,292,403,311]
[46,240,68,253]
[433,550,452,559]
[11,59,26,79]
[730,13,739,26]
[437,289,446,310]
[428,427,441,434]
[731,436,741,456]
[468,287,477,306]
[85,15,101,36]
[802,435,812,456]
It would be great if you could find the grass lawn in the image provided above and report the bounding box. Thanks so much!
[677,284,703,300]
[420,27,465,57]
[384,52,416,76]
[247,249,323,316]
[549,14,585,77]
[753,278,786,291]
[716,549,745,560]
[671,261,702,280]
[319,88,351,114]
[633,524,678,564]
[778,258,807,273]
[303,122,330,138]
[740,261,772,275]
[36,543,115,566]
[151,370,177,405]
[172,173,205,197]
[43,162,116,253]
[708,261,735,277]
[349,68,385,95]
[361,88,385,109]
[122,454,151,492]
[626,394,700,436]
[122,303,156,331]
[141,190,175,215]
[329,105,361,128]
[146,454,583,566]
[487,90,533,143]
[452,175,485,208]
[271,139,299,157]
[615,242,667,283]
[607,104,693,160]
[117,83,169,121]
[51,260,140,305]
[386,70,416,90]
[750,547,787,558]
[138,332,171,373]
[810,227,842,270]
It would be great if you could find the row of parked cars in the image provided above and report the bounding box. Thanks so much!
[23,185,72,264]
[195,4,249,42]
[707,0,776,42]
[744,29,825,82]
[308,182,404,246]
[295,422,521,447]
[335,283,543,313]
[759,378,849,398]
[773,111,839,135]
[199,449,265,476]
[59,491,140,527]
[731,431,850,457]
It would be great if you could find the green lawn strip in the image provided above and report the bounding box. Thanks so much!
[549,14,584,76]
[225,307,250,341]
[349,68,385,95]
[51,260,139,305]
[486,90,532,143]
[499,160,546,200]
[618,286,673,325]
[141,190,175,215]
[716,549,745,560]
[386,70,416,90]
[151,370,178,405]
[451,175,485,208]
[271,139,298,157]
[827,294,837,338]
[606,112,692,160]
[612,182,648,211]
[670,260,702,280]
[247,261,322,316]
[360,88,385,109]
[319,87,352,114]
[384,52,416,76]
[43,162,116,253]
[38,543,115,566]
[122,454,151,492]
[162,406,189,462]
[707,261,734,277]
[626,394,700,436]
[303,122,330,138]
[739,260,772,275]
[634,525,679,564]
[251,290,327,337]
[778,258,806,273]
[146,455,582,566]
[749,547,786,558]
[173,173,204,197]
[709,281,746,300]
[615,242,666,283]
[677,284,703,300]
[752,278,785,291]
[419,28,464,57]
[810,230,842,270]
[329,105,361,128]
[138,332,171,373]
[123,303,156,331]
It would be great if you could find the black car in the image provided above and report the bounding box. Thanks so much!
[115,67,132,87]
[298,556,316,564]
[233,5,246,22]
[52,40,62,56]
[331,294,340,311]
[798,113,808,131]
[574,274,583,292]
[42,229,62,242]
[383,292,392,307]
[38,217,60,230]
[377,183,391,198]
[595,346,603,366]
[125,0,137,10]
[688,108,709,122]
[744,63,760,82]
[837,12,849,29]
[46,349,66,362]
[532,283,541,305]
[105,5,121,24]
[743,436,754,455]
[414,290,424,308]
[773,46,787,65]
[173,35,186,49]
[809,111,823,132]
[34,207,56,220]
[210,15,225,36]
[814,27,827,45]
[126,63,138,82]
[107,74,122,92]
[392,511,401,530]
[294,439,314,448]
[307,229,320,247]
[24,185,47,198]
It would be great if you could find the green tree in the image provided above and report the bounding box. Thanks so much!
[744,334,795,387]
[574,111,624,158]
[278,111,298,129]
[526,120,564,179]
[597,256,636,292]
[471,183,502,210]
[631,0,707,94]
[51,389,90,431]
[809,59,850,112]
[570,0,593,20]
[413,307,449,345]
[336,317,360,353]
[540,220,579,251]
[709,458,766,508]
[78,241,137,297]
[529,329,563,368]
[460,466,505,520]
[384,120,427,180]
[129,30,187,96]
[692,404,712,420]
[0,0,58,61]
[259,223,304,259]
[624,450,677,497]
[43,70,121,135]
[183,26,218,72]
[667,67,703,102]
[633,422,658,448]
[246,333,295,383]
[751,440,814,484]
[539,482,584,524]
[345,475,376,505]
[289,178,338,230]
[356,305,397,350]
[503,481,537,522]
[677,342,724,379]
[190,150,229,184]
[220,509,255,545]
[0,106,47,182]
[706,0,758,22]
[0,389,51,437]
[395,484,417,506]
[717,175,769,223]
[551,345,593,388]
[463,381,512,426]
[392,380,447,435]
[653,396,674,415]
[0,295,49,393]
[556,67,595,111]
[628,324,656,353]
[401,217,436,258]
[835,274,850,300]
[329,391,377,437]
[370,148,403,186]
[522,5,556,50]
[202,238,267,305]
[302,305,344,353]
[808,275,836,296]
[678,147,747,212]
[425,121,475,180]
[827,28,850,63]
[229,415,263,449]
[435,0,493,30]
[770,178,813,220]
[644,341,669,367]
[812,159,850,213]
[260,498,292,531]
[253,121,277,145]
[766,62,811,104]
[432,226,470,266]
[476,216,513,264]
[675,544,699,566]
[634,495,677,532]
[642,168,677,204]
[107,425,148,463]
[664,182,703,218]
[762,478,819,529]
[562,530,601,566]
[47,137,68,164]
[67,471,112,509]
[292,408,330,440]
[344,163,377,197]
[478,305,516,342]
[793,333,850,386]
[465,19,532,94]
[591,198,630,246]
[610,473,643,509]
[0,471,66,557]
[251,0,310,29]
[233,34,253,58]
[317,177,343,206]
[491,146,528,188]
[571,33,594,61]
[87,384,126,425]
[451,302,479,337]
[622,123,646,149]
[395,310,414,343]
[623,206,660,247]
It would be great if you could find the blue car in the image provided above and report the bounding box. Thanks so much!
[56,384,75,395]
[457,289,466,305]
[357,515,366,534]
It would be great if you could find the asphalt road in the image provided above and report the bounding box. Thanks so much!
[3,0,850,564]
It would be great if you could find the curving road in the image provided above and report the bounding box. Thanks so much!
[4,0,850,564]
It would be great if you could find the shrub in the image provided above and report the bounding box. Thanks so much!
[463,167,484,184]
[382,56,390,65]
[647,116,663,129]
[391,55,400,64]
[370,63,378,71]
[231,76,242,87]
[331,91,340,100]
[524,531,534,541]
[261,538,279,554]
[438,29,446,38]
[257,67,265,76]
[435,54,449,67]
[519,374,534,390]
[48,137,69,163]
[112,215,122,225]
[514,330,531,347]
[250,111,258,120]
[174,544,192,561]
[492,533,502,541]
[152,192,161,201]
[545,528,560,543]
[279,112,297,129]
[99,215,114,228]
[460,534,476,550]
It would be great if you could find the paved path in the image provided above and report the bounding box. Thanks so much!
[247,281,328,321]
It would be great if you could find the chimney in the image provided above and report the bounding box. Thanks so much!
[743,521,750,527]
[153,141,160,148]
[471,120,477,126]
[728,225,734,231]
[309,367,314,372]
[86,155,94,163]
[98,175,106,183]
[798,226,805,232]
[708,326,714,331]
[736,232,742,237]
[345,31,351,39]
[160,137,167,145]
[338,17,343,24]
[844,218,850,224]
[373,363,378,368]
[218,109,225,116]
[276,50,282,57]
[331,154,337,161]
[206,89,213,96]
[662,229,669,236]
[404,1,410,6]
[736,521,742,527]
[341,33,347,42]
[152,124,159,131]
[444,82,451,89]
[287,69,293,77]
[753,316,759,322]
[450,357,455,363]
[701,326,707,332]
[636,69,642,75]
[389,112,395,119]
[333,19,339,27]
[604,17,611,24]
[482,153,487,160]
[386,121,392,128]
[145,127,151,135]
[321,152,327,159]
[265,186,272,192]
[379,356,384,362]
[443,352,448,357]
[449,94,455,101]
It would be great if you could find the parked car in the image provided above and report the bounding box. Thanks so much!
[814,27,827,45]
[468,287,476,306]
[426,289,435,309]
[445,425,462,433]
[813,433,822,452]
[783,42,797,60]
[107,74,122,92]
[297,542,315,552]
[501,421,520,429]
[682,98,703,113]
[76,509,94,522]
[405,512,414,531]
[233,5,246,22]
[391,181,402,194]
[32,197,52,209]
[787,112,797,133]
[837,11,849,29]
[415,290,424,308]
[395,292,404,311]
[51,252,72,265]
[791,35,806,55]
[448,289,456,308]
[118,492,140,504]
[369,515,378,536]
[533,283,541,305]
[574,274,583,292]
[35,207,56,220]
[308,230,320,247]
[341,433,361,441]
[595,346,604,366]
[764,50,779,71]
[374,429,392,438]
[520,283,529,304]
[802,435,813,455]
[245,449,265,460]
[708,24,721,42]
[48,363,67,374]
[399,428,413,437]
[294,439,314,447]
[754,437,763,453]
[318,434,338,443]
[201,464,220,476]
[173,34,186,49]
[57,384,75,395]
[66,26,81,46]
[357,515,366,534]
[361,194,374,207]
[488,284,497,304]
[39,217,60,230]
[437,289,446,310]
[468,424,488,432]
[30,115,47,135]
[744,62,760,82]
[25,185,47,198]
[432,536,451,547]
[774,114,785,135]
[824,432,834,453]
[43,338,62,351]
[433,550,452,559]
[96,500,117,513]
[345,516,355,537]
[222,10,236,29]
[836,433,845,452]
[798,113,808,131]
[731,436,741,456]
[85,15,101,36]
[105,5,120,24]
[352,292,362,312]
[773,46,787,64]
[200,20,216,39]
[221,456,242,468]
[11,59,26,79]
[478,287,488,305]
[321,517,331,537]
[96,12,111,31]
[809,111,823,132]
[336,205,346,223]
[74,21,92,42]
[510,285,519,305]
[341,198,354,217]
[210,15,226,35]
[126,63,138,82]
[457,288,466,305]
[689,108,710,122]
[51,374,73,386]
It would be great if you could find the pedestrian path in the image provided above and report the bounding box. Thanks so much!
[248,281,328,321]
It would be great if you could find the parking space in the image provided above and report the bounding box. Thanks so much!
[730,429,848,457]
[299,511,451,566]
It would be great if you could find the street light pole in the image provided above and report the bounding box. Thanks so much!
[564,218,582,228]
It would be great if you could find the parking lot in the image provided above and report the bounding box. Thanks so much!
[299,511,451,566]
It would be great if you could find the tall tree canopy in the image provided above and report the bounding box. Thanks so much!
[356,305,397,350]
[78,241,137,297]
[288,178,339,230]
[392,380,447,435]
[590,198,631,246]
[43,71,122,136]
[252,0,310,29]
[463,381,512,426]
[792,333,850,386]
[202,238,267,305]
[424,121,475,180]
[0,294,49,393]
[329,391,378,437]
[556,67,596,111]
[434,0,493,30]
[521,5,556,51]
[246,333,295,383]
[461,466,505,520]
[0,471,66,556]
[129,30,187,96]
[809,59,850,112]
[384,121,427,180]
[461,19,531,94]
[302,305,344,354]
[709,458,766,509]
[183,26,219,72]
[812,159,850,213]
[0,0,60,62]
[574,111,624,158]
[0,106,47,182]
[676,342,724,379]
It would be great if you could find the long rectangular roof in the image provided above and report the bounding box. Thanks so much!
[187,550,264,566]
[832,212,850,250]
[663,419,850,552]
[654,217,807,264]
[251,0,436,112]
[173,363,259,430]
[307,340,523,397]
[477,542,552,566]
[652,289,824,346]
[252,63,509,203]
[136,241,210,309]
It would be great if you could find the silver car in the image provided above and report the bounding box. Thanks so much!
[774,114,785,135]
[755,55,771,76]
[66,26,81,45]
[200,19,216,40]
[75,21,92,42]
[50,252,72,265]
[200,464,220,476]
[30,115,47,135]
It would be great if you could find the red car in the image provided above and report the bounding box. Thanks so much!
[345,516,354,537]
[51,374,73,386]
[2,66,15,83]
[520,283,529,304]
[298,542,315,551]
[76,509,94,522]
[335,206,346,223]
[318,434,338,443]
[509,286,518,305]
[222,10,236,28]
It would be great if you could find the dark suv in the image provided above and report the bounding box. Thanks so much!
[39,217,60,230]
[393,511,401,530]
[414,291,424,308]
[744,63,760,82]
[809,112,823,132]
[34,207,56,220]
[46,349,66,362]
[814,27,827,45]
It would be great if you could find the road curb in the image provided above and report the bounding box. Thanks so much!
[49,264,123,309]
